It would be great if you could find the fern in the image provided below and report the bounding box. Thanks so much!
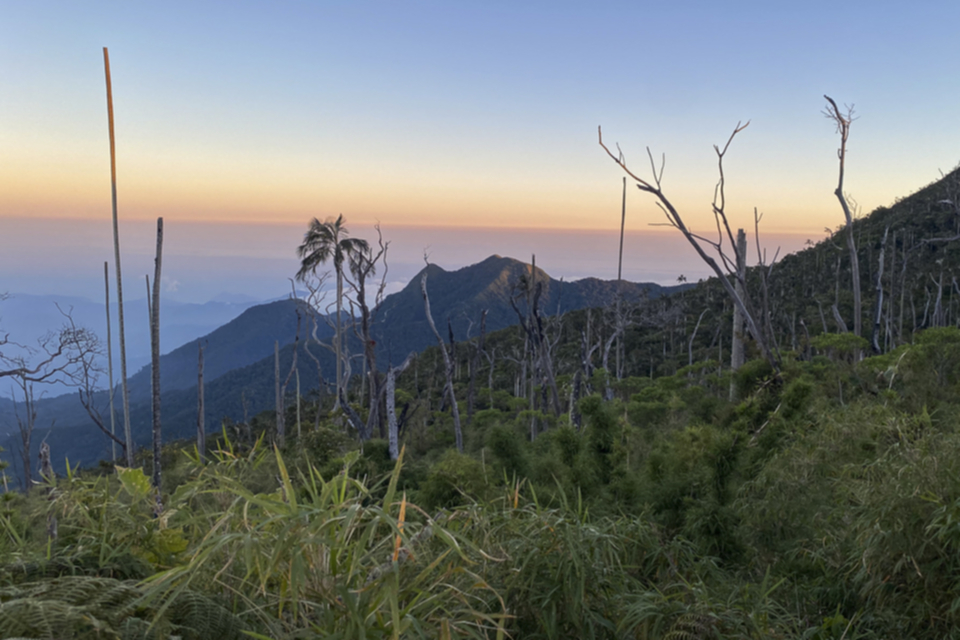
[0,576,243,640]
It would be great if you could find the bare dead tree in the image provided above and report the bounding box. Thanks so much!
[616,176,627,378]
[197,340,205,463]
[2,303,108,483]
[688,309,709,367]
[11,376,37,492]
[421,272,462,452]
[345,227,389,439]
[509,260,562,418]
[301,273,332,426]
[274,340,283,446]
[278,302,303,444]
[150,218,163,514]
[466,309,488,425]
[69,311,127,456]
[871,226,890,353]
[824,96,862,337]
[484,347,496,406]
[919,170,960,244]
[599,123,781,373]
[38,439,57,541]
[729,229,747,400]
[386,352,415,460]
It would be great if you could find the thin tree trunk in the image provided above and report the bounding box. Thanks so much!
[150,218,163,514]
[871,226,889,354]
[387,353,415,460]
[887,231,896,350]
[103,48,134,467]
[729,229,747,401]
[275,340,283,446]
[689,309,708,367]
[616,176,626,380]
[197,340,205,463]
[103,262,117,462]
[16,380,35,492]
[831,304,850,334]
[334,269,343,410]
[825,96,862,337]
[900,243,909,341]
[466,309,487,425]
[39,441,56,542]
[421,273,462,452]
[280,311,301,440]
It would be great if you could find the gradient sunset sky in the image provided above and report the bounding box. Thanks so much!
[2,1,959,302]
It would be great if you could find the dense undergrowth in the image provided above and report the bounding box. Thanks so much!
[5,327,960,638]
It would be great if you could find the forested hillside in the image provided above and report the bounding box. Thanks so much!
[3,166,960,639]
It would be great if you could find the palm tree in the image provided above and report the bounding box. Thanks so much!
[295,215,369,410]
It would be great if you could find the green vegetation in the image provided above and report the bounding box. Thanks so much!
[5,166,960,638]
[6,325,960,638]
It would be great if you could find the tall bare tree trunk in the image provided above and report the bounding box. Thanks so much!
[15,379,35,492]
[103,262,117,462]
[871,226,889,354]
[616,176,626,380]
[103,48,134,467]
[334,269,343,411]
[197,340,205,463]
[825,96,861,337]
[387,353,415,460]
[150,218,163,513]
[729,229,747,400]
[689,309,708,367]
[421,273,462,452]
[296,369,301,439]
[275,340,283,447]
[38,441,57,542]
[466,309,487,425]
[280,311,302,442]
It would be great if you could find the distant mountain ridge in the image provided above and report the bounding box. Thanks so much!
[371,255,687,362]
[0,256,683,474]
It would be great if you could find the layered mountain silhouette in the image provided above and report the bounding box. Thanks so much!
[7,154,960,484]
[0,256,679,475]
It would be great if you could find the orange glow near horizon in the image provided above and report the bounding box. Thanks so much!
[0,124,913,237]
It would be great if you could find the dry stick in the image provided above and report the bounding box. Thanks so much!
[150,218,163,513]
[421,273,462,452]
[729,229,747,401]
[274,340,283,447]
[824,95,862,338]
[197,340,205,463]
[466,309,488,425]
[616,176,626,380]
[387,353,416,460]
[103,262,117,462]
[280,311,301,441]
[871,226,890,354]
[104,47,133,466]
[599,125,780,374]
[688,309,708,367]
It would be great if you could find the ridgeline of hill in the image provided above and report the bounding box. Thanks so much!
[3,157,960,475]
[1,258,683,472]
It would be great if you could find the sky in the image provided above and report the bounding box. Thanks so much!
[2,0,960,304]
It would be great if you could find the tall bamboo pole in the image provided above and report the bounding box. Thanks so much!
[103,47,134,466]
[103,262,117,461]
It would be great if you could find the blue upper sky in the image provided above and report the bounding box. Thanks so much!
[2,0,959,300]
